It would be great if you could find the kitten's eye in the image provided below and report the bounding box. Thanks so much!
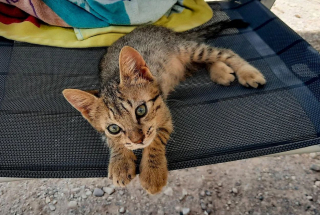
[135,104,147,118]
[107,124,121,134]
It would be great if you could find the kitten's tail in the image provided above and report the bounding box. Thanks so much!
[177,19,249,41]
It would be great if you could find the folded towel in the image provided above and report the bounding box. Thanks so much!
[0,0,213,48]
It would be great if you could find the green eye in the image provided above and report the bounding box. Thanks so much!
[135,104,147,118]
[107,124,121,134]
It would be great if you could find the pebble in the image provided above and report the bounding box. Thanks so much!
[119,207,125,214]
[81,194,87,199]
[235,181,241,186]
[52,200,57,205]
[164,187,173,196]
[103,187,115,195]
[93,188,104,197]
[307,196,313,201]
[315,181,320,187]
[49,204,56,211]
[85,191,92,196]
[291,176,296,180]
[295,14,301,18]
[158,210,165,215]
[71,188,81,193]
[201,203,207,210]
[259,196,264,201]
[182,207,190,215]
[232,188,238,194]
[218,183,222,187]
[200,191,205,197]
[227,201,231,205]
[175,206,181,212]
[310,164,320,172]
[295,201,300,206]
[205,191,212,196]
[45,197,50,204]
[207,169,213,174]
[310,153,317,158]
[179,189,188,201]
[119,190,124,196]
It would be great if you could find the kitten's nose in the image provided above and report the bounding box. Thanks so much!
[128,129,145,144]
[130,135,145,144]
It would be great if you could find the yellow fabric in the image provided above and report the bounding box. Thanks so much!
[0,0,212,48]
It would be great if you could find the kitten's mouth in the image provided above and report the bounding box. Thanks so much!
[125,131,156,150]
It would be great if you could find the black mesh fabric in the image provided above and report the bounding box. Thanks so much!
[0,0,320,178]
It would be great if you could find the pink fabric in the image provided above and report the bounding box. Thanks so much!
[1,0,70,27]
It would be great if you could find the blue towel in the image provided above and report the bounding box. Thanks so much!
[43,0,178,28]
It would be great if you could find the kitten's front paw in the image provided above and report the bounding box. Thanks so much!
[139,164,168,194]
[108,158,136,187]
[237,65,266,88]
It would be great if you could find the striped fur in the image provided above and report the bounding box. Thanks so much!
[63,23,266,194]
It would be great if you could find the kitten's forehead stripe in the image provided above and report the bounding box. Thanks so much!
[149,94,160,103]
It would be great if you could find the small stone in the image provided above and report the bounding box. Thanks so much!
[235,181,241,186]
[119,190,124,195]
[201,202,207,210]
[175,181,180,186]
[49,204,56,211]
[315,181,320,187]
[307,196,313,201]
[291,176,296,180]
[158,210,165,215]
[200,191,205,197]
[207,169,213,174]
[179,189,188,201]
[259,196,264,201]
[164,187,173,196]
[175,206,181,211]
[232,188,238,194]
[103,187,115,195]
[45,197,51,204]
[310,164,320,172]
[93,188,104,197]
[52,200,57,205]
[85,191,92,196]
[182,207,190,215]
[227,201,231,205]
[226,206,230,210]
[218,183,222,187]
[205,190,212,196]
[119,207,125,214]
[295,14,301,18]
[310,153,317,158]
[81,194,87,199]
[71,188,81,193]
[295,201,300,206]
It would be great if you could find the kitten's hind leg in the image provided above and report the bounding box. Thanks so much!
[209,61,235,86]
[178,42,266,88]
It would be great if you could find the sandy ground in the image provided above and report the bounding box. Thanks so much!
[1,0,320,214]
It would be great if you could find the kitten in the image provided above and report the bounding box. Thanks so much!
[63,21,266,194]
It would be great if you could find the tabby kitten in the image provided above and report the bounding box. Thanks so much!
[63,21,266,194]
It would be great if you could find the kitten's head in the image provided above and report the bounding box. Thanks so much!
[63,46,171,150]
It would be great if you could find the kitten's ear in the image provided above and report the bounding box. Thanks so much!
[63,89,99,123]
[119,46,154,85]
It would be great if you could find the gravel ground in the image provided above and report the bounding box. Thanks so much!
[1,0,320,214]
